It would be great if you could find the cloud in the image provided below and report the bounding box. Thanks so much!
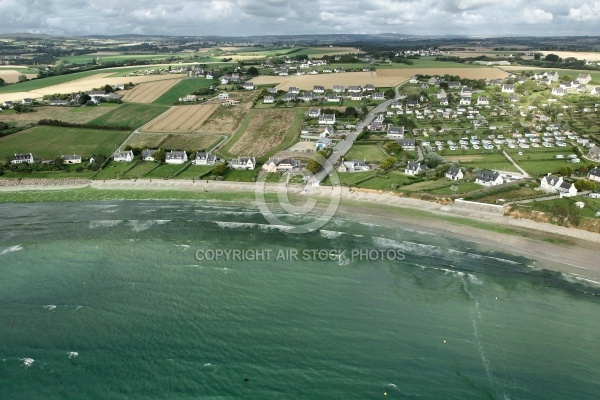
[0,0,594,36]
[568,2,600,21]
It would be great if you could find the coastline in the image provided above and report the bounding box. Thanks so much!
[2,178,600,280]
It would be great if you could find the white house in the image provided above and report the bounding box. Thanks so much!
[459,97,471,106]
[461,86,473,97]
[319,113,336,125]
[576,73,592,85]
[308,107,321,118]
[338,159,370,173]
[313,85,325,93]
[218,93,230,99]
[437,89,447,100]
[229,157,256,170]
[551,87,565,96]
[540,173,563,193]
[193,151,217,165]
[558,181,578,197]
[321,125,334,137]
[404,161,428,176]
[315,137,332,150]
[141,149,158,161]
[475,170,503,186]
[397,139,416,151]
[242,82,255,90]
[262,158,301,173]
[590,87,600,95]
[502,84,515,93]
[113,150,134,162]
[263,96,275,104]
[445,167,464,180]
[587,167,600,183]
[386,125,405,139]
[165,151,188,165]
[477,96,489,106]
[61,154,82,164]
[10,153,35,164]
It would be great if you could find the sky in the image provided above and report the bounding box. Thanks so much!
[1,0,599,37]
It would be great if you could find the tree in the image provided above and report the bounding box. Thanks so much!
[306,159,321,174]
[78,93,91,105]
[384,141,401,155]
[559,166,574,176]
[247,66,259,76]
[153,149,166,163]
[0,77,5,86]
[18,74,27,83]
[544,54,560,62]
[424,152,444,168]
[213,163,227,176]
[384,88,395,99]
[379,156,397,171]
[575,179,598,191]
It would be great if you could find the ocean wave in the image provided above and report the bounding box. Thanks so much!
[89,220,123,229]
[215,221,257,229]
[319,229,345,239]
[0,245,23,255]
[22,358,34,368]
[43,305,56,311]
[127,219,170,232]
[561,273,600,287]
[68,352,78,358]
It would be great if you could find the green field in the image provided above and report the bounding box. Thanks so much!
[89,103,169,129]
[144,163,187,179]
[345,144,387,163]
[153,78,218,105]
[0,126,130,160]
[121,162,160,179]
[174,165,214,179]
[430,182,482,195]
[93,161,134,180]
[223,168,260,182]
[443,152,518,172]
[59,54,180,65]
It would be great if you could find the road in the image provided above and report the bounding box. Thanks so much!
[311,98,396,184]
[502,150,530,178]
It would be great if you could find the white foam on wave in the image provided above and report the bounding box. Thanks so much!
[0,245,23,256]
[22,358,34,368]
[43,305,56,311]
[561,273,600,287]
[127,219,170,232]
[372,237,444,257]
[68,352,78,358]
[215,221,257,229]
[175,244,190,250]
[89,220,123,229]
[319,229,345,239]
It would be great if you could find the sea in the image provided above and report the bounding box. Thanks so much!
[1,200,600,399]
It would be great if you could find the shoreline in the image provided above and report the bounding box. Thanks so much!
[2,178,600,280]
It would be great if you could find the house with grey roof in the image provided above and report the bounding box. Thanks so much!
[165,151,188,165]
[475,170,503,186]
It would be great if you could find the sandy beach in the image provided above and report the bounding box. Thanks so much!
[2,177,600,280]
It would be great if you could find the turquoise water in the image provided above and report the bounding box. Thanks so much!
[1,201,600,399]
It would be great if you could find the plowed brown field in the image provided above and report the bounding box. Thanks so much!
[142,104,219,133]
[120,79,182,103]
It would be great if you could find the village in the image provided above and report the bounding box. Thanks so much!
[2,48,600,230]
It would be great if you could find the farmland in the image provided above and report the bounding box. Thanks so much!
[195,92,257,134]
[0,104,117,126]
[0,125,130,160]
[251,67,507,91]
[142,104,219,132]
[125,133,221,152]
[120,79,183,103]
[220,108,304,160]
[59,53,179,65]
[90,103,169,129]
[153,78,217,105]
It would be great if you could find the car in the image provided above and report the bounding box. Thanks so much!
[568,154,578,159]
[555,155,565,159]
